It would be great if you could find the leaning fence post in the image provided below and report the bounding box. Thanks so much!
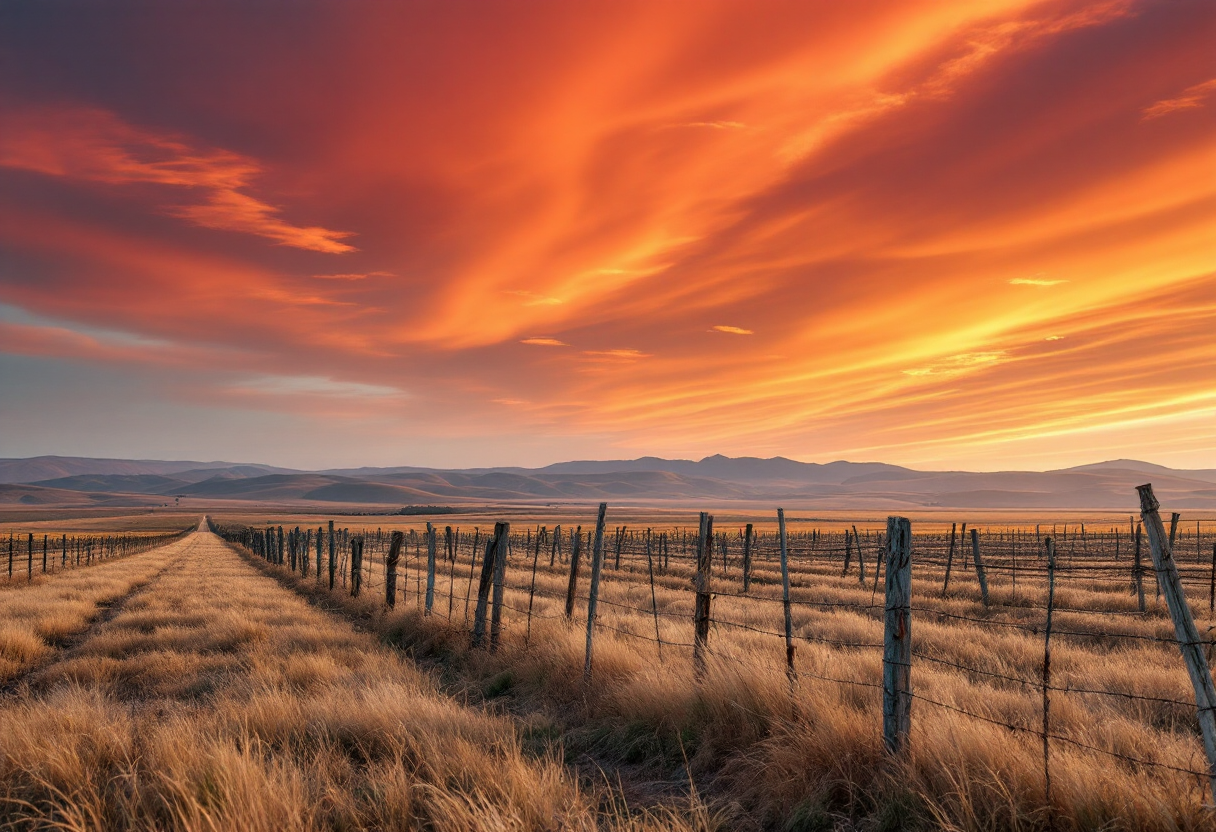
[565,526,583,620]
[970,528,989,606]
[883,516,912,758]
[1138,484,1216,802]
[385,531,403,609]
[489,522,510,652]
[943,522,957,596]
[471,535,496,648]
[693,511,714,681]
[583,503,608,682]
[778,508,795,687]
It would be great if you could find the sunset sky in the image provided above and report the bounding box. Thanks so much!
[1,1,1213,471]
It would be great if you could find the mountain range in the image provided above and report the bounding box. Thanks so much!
[0,455,1213,510]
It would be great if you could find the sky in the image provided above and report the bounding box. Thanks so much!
[0,0,1213,471]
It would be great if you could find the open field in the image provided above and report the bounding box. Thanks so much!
[4,503,1216,830]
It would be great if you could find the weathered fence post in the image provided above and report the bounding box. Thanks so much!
[692,512,715,681]
[42,535,47,574]
[471,535,496,648]
[742,523,754,593]
[778,508,795,687]
[565,525,583,620]
[970,528,989,606]
[842,528,853,576]
[489,521,510,652]
[1210,541,1216,614]
[1138,484,1216,802]
[425,522,437,615]
[883,516,912,758]
[584,503,608,682]
[385,530,403,609]
[942,523,956,596]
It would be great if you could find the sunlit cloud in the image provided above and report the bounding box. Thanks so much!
[0,106,354,252]
[1142,78,1216,120]
[712,325,754,335]
[520,337,568,347]
[583,349,651,360]
[1010,276,1068,286]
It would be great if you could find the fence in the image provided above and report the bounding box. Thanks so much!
[214,484,1216,814]
[2,528,191,585]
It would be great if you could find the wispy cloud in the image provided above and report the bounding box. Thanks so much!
[0,106,355,253]
[1142,78,1216,120]
[712,325,754,335]
[903,351,1009,377]
[520,337,568,347]
[583,349,651,360]
[507,289,564,306]
[1010,276,1068,286]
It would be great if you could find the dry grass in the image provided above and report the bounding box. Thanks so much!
[235,520,1216,832]
[0,529,717,832]
[0,532,194,682]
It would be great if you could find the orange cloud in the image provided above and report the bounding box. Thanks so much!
[0,106,354,252]
[1142,78,1216,120]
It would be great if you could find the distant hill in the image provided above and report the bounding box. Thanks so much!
[0,454,1212,509]
[0,456,296,485]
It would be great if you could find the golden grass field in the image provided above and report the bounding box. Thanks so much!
[2,508,1215,831]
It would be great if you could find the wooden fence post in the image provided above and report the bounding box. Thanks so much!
[742,523,754,593]
[693,511,714,681]
[327,521,336,590]
[425,522,437,615]
[489,522,510,652]
[565,526,583,620]
[1138,484,1216,802]
[842,528,853,576]
[584,503,608,682]
[471,535,496,648]
[883,516,912,758]
[943,522,957,596]
[778,508,795,687]
[385,530,403,609]
[42,535,47,574]
[970,528,989,606]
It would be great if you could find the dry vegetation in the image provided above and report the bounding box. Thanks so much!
[3,513,1215,831]
[225,516,1216,831]
[0,526,710,831]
